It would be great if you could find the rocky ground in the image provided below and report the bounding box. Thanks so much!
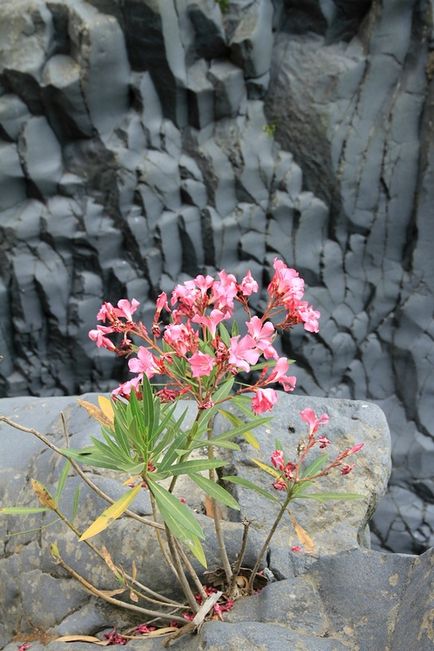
[0,1,433,555]
[0,392,432,650]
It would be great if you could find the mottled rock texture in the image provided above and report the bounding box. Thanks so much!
[0,0,433,555]
[1,394,432,650]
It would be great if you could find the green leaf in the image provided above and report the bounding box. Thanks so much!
[295,491,364,502]
[190,473,240,510]
[217,410,269,441]
[0,506,49,515]
[189,437,241,452]
[301,454,329,479]
[166,459,227,477]
[72,486,81,521]
[147,479,204,540]
[55,460,71,503]
[211,377,235,404]
[222,475,279,502]
[160,508,207,568]
[218,322,231,346]
[80,485,142,540]
[231,320,239,336]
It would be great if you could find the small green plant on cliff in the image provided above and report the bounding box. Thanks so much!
[1,259,363,644]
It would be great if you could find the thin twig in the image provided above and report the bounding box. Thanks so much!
[52,505,183,608]
[52,552,186,624]
[165,526,199,613]
[229,518,251,596]
[248,493,292,593]
[175,540,207,601]
[0,416,163,530]
[150,492,178,579]
[207,424,232,585]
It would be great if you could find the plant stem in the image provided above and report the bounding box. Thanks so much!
[207,423,232,585]
[164,526,199,613]
[52,502,184,608]
[0,416,163,530]
[175,541,207,601]
[150,493,179,579]
[229,519,250,596]
[247,491,293,594]
[53,552,186,624]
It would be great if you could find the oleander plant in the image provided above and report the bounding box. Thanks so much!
[1,259,364,644]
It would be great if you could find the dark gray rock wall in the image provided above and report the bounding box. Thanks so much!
[0,0,433,554]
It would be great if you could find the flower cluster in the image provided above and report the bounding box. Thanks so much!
[88,260,319,414]
[269,409,364,491]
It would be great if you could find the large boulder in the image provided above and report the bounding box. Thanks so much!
[1,392,432,649]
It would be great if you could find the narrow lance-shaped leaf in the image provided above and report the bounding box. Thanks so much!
[250,458,281,479]
[79,485,142,541]
[0,506,49,515]
[295,491,364,502]
[77,399,112,428]
[164,459,227,477]
[190,473,240,510]
[55,460,71,503]
[222,475,279,503]
[300,454,329,479]
[147,478,204,539]
[97,395,114,425]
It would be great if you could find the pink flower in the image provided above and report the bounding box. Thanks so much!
[112,376,141,398]
[300,408,329,434]
[349,443,364,454]
[229,335,260,372]
[246,316,278,359]
[104,630,127,645]
[239,270,258,296]
[268,258,305,303]
[267,357,297,392]
[135,623,157,634]
[251,388,278,414]
[97,302,116,322]
[341,463,355,475]
[189,351,215,378]
[272,478,287,491]
[291,545,302,552]
[317,435,331,449]
[283,461,296,479]
[297,301,320,333]
[211,270,238,312]
[271,449,285,470]
[116,298,140,321]
[192,309,228,337]
[128,346,159,378]
[164,323,197,356]
[171,279,197,308]
[155,292,170,317]
[183,612,195,622]
[88,328,116,351]
[194,274,214,295]
[17,645,32,651]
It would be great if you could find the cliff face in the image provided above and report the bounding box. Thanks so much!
[0,0,432,553]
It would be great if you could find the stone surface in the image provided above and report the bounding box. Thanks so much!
[0,393,432,650]
[0,0,433,556]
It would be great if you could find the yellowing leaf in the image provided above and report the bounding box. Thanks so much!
[77,399,113,428]
[289,514,316,554]
[98,395,115,425]
[55,635,109,645]
[243,430,260,449]
[100,546,123,581]
[80,485,141,541]
[251,458,280,479]
[31,479,57,510]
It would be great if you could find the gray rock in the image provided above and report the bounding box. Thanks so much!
[0,0,433,559]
